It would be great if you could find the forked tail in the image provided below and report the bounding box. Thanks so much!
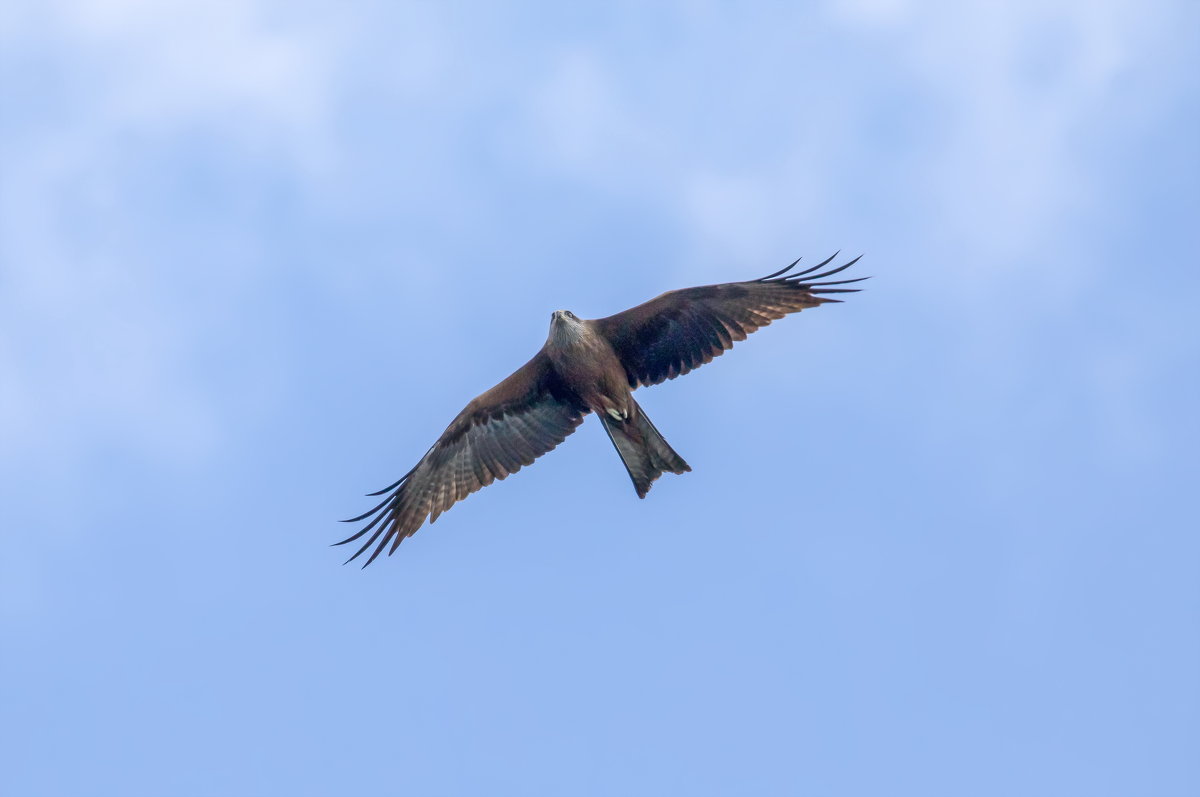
[599,399,691,498]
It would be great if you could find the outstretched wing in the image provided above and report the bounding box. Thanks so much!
[336,351,588,567]
[592,253,865,389]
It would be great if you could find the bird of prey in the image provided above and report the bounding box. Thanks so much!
[337,253,864,566]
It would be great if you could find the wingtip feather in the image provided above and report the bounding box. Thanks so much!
[756,256,803,281]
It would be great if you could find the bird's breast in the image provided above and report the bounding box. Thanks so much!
[546,324,631,415]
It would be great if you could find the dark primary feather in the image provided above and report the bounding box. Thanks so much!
[335,352,588,567]
[593,253,865,388]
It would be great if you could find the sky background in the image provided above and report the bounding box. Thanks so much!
[2,1,1198,795]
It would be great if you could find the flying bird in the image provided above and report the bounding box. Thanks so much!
[337,253,864,566]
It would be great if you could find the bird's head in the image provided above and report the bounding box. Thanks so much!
[551,309,581,325]
[548,309,585,343]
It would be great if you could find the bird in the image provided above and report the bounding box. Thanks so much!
[337,253,865,566]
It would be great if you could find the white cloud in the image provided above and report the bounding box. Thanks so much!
[831,0,911,26]
[22,0,336,161]
[890,1,1145,257]
[522,1,1178,280]
[526,49,659,187]
[682,171,788,262]
[0,0,342,467]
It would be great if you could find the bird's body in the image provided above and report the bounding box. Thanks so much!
[545,310,631,422]
[546,310,692,497]
[338,253,864,566]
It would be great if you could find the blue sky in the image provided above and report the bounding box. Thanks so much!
[2,1,1198,794]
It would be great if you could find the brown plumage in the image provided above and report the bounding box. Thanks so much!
[337,253,864,566]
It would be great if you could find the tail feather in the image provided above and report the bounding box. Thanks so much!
[600,400,691,498]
